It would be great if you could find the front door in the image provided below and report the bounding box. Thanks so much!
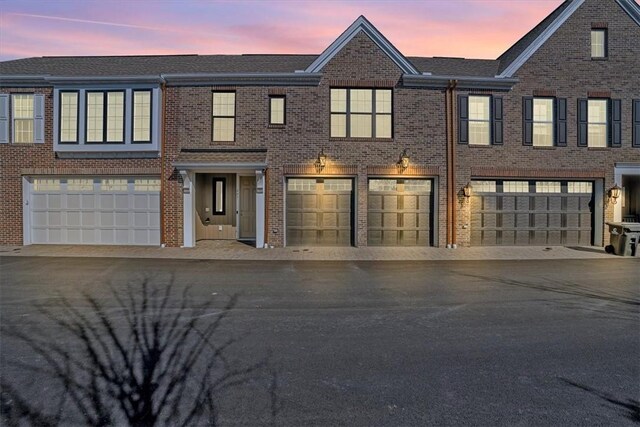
[239,176,256,239]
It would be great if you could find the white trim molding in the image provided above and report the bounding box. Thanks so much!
[614,163,640,223]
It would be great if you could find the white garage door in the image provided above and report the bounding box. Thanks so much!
[27,177,160,245]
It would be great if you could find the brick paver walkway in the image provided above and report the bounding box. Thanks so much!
[0,241,620,261]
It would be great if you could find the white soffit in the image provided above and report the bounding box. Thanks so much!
[305,16,419,75]
[498,0,585,78]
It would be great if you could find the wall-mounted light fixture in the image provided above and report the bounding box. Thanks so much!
[608,183,622,205]
[398,149,410,171]
[463,182,473,198]
[315,148,327,170]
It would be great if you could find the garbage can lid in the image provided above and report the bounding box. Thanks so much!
[606,222,640,232]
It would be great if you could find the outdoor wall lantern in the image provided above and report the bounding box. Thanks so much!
[398,149,410,171]
[315,149,327,170]
[608,183,622,205]
[463,182,473,198]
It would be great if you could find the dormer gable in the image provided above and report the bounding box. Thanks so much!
[304,16,419,75]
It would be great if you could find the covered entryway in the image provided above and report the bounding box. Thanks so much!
[286,178,353,246]
[24,177,160,245]
[470,179,598,246]
[614,164,640,223]
[367,178,433,246]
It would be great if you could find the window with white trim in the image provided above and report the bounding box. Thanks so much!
[591,29,607,58]
[587,99,608,148]
[533,98,554,147]
[86,91,125,143]
[212,92,235,142]
[269,96,285,125]
[330,88,392,138]
[468,96,491,145]
[12,94,34,143]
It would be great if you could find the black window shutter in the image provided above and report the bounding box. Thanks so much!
[578,99,588,147]
[492,96,503,145]
[556,98,567,146]
[610,99,622,147]
[523,97,533,146]
[634,99,640,148]
[458,95,469,144]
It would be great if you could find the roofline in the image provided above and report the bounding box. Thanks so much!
[497,0,585,78]
[402,74,519,91]
[304,16,420,75]
[0,73,323,88]
[616,0,640,26]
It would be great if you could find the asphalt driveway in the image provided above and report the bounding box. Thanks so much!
[1,256,639,426]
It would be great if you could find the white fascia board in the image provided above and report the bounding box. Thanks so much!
[616,0,640,26]
[498,0,585,78]
[305,16,419,75]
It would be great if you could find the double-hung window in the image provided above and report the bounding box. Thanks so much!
[468,96,491,145]
[459,95,504,145]
[330,88,392,138]
[591,29,607,59]
[12,94,34,143]
[269,96,285,125]
[133,90,152,143]
[532,98,554,147]
[59,91,79,143]
[212,92,235,142]
[577,97,621,148]
[86,91,125,143]
[587,99,608,147]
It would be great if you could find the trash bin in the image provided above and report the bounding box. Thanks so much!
[606,222,640,256]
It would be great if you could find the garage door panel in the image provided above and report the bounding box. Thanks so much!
[286,178,353,246]
[471,179,593,246]
[28,177,160,246]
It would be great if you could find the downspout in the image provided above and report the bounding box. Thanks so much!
[450,79,458,247]
[445,79,458,248]
[160,81,167,246]
[264,168,269,247]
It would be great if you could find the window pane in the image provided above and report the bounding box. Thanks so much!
[369,179,397,192]
[591,30,605,58]
[213,117,234,142]
[350,114,372,138]
[33,179,60,191]
[86,92,104,142]
[503,181,529,193]
[101,179,128,192]
[469,96,490,120]
[331,114,346,138]
[568,182,593,194]
[533,98,553,122]
[376,114,392,138]
[213,92,235,116]
[60,92,78,143]
[350,89,372,113]
[107,92,124,142]
[134,179,160,192]
[533,123,553,146]
[133,91,151,142]
[215,180,224,213]
[67,179,93,191]
[14,119,34,143]
[13,94,34,118]
[288,179,317,191]
[535,181,561,193]
[330,89,347,113]
[471,181,496,193]
[588,124,607,147]
[588,100,607,123]
[469,121,490,145]
[376,90,392,114]
[324,179,352,191]
[404,180,431,192]
[270,97,285,124]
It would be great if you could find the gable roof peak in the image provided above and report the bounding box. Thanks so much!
[304,15,419,75]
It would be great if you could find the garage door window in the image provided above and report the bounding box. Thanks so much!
[324,179,352,191]
[287,179,317,191]
[473,181,496,193]
[134,179,160,192]
[536,181,561,193]
[101,179,128,191]
[404,180,432,192]
[568,182,593,193]
[503,181,529,193]
[369,179,397,192]
[33,179,60,191]
[67,179,93,191]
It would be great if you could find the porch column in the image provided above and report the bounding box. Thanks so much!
[180,170,195,248]
[256,169,265,248]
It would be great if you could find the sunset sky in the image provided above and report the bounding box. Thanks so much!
[0,0,565,62]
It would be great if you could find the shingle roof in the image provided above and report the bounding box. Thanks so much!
[0,54,318,76]
[497,0,575,74]
[408,57,500,77]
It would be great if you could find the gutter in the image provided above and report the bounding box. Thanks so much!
[161,72,322,87]
[403,74,518,91]
[0,75,166,87]
[445,80,458,248]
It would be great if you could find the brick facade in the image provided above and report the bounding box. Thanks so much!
[1,0,638,248]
